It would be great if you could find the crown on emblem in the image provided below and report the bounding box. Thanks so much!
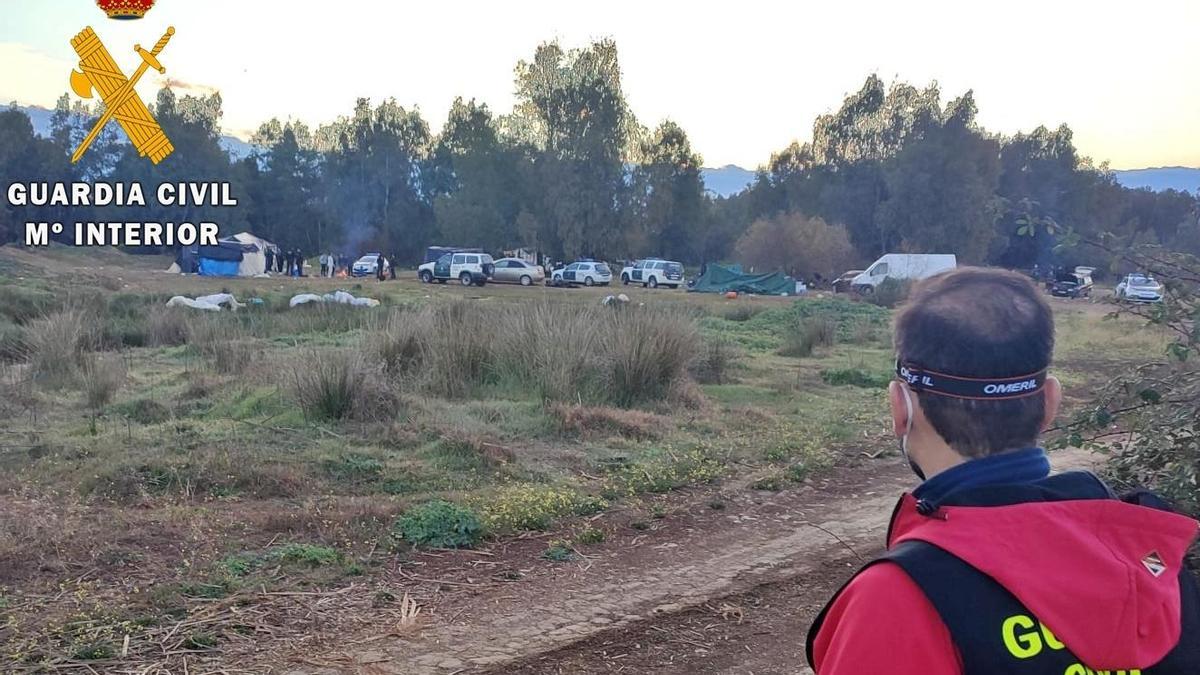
[95,0,156,20]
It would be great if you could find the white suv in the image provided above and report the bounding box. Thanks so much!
[620,259,684,288]
[418,252,495,286]
[550,261,612,287]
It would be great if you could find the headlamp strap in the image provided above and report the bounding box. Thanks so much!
[895,360,1047,400]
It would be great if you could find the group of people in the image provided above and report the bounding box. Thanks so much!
[374,254,396,281]
[262,249,359,278]
[318,253,352,278]
[264,247,310,277]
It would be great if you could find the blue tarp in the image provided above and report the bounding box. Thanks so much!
[198,258,241,276]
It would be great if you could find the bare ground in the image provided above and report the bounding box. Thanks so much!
[267,447,1098,675]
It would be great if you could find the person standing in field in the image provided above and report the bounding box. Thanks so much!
[807,267,1200,675]
[319,252,328,278]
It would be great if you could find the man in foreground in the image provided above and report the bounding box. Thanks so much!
[807,268,1200,674]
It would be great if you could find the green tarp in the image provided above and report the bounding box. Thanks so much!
[689,263,797,295]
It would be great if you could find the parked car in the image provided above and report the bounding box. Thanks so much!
[550,261,612,287]
[417,251,495,286]
[1049,267,1094,299]
[1115,273,1163,303]
[351,253,382,277]
[832,269,864,293]
[491,257,545,286]
[851,254,957,293]
[423,245,483,264]
[620,259,684,288]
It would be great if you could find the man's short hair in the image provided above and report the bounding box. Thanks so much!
[894,267,1055,458]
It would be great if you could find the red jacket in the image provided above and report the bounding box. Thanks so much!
[810,491,1199,674]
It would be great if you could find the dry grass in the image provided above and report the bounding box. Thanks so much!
[20,309,93,386]
[549,403,666,440]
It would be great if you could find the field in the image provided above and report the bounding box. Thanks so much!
[0,246,1172,673]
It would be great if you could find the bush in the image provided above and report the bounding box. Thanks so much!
[549,403,665,440]
[79,355,126,410]
[821,367,891,388]
[394,500,483,549]
[721,304,766,322]
[147,307,191,346]
[111,398,172,424]
[366,310,425,376]
[21,309,93,386]
[291,349,395,422]
[778,316,836,357]
[604,309,698,407]
[541,540,575,562]
[865,277,912,308]
[0,318,22,362]
[691,337,740,385]
[0,284,57,323]
[478,484,608,533]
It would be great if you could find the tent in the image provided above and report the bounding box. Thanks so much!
[689,263,797,295]
[179,231,276,277]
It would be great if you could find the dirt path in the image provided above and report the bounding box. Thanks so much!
[277,448,1097,675]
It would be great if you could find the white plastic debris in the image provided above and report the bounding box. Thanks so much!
[195,293,245,310]
[288,291,380,308]
[165,295,223,311]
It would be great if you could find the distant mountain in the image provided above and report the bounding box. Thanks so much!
[1113,167,1200,194]
[10,103,255,160]
[701,165,757,197]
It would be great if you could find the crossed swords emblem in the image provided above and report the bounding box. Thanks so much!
[69,26,176,164]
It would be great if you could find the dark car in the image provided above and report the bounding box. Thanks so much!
[1049,270,1093,299]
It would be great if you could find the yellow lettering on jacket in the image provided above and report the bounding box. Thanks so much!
[1003,614,1042,658]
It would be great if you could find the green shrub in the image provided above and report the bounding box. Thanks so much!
[721,304,767,322]
[778,316,836,357]
[604,309,698,407]
[80,355,126,410]
[0,284,57,323]
[322,453,384,483]
[690,336,740,385]
[111,398,171,425]
[541,540,575,562]
[291,349,395,422]
[577,526,606,544]
[21,309,93,386]
[821,367,891,388]
[267,543,341,567]
[394,500,483,549]
[479,484,608,533]
[865,277,912,308]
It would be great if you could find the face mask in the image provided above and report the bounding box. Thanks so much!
[899,386,926,481]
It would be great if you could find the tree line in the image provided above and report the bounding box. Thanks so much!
[1,40,1197,274]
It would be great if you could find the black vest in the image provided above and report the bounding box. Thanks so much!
[806,472,1200,675]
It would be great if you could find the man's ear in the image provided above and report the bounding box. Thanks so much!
[1041,375,1062,432]
[888,381,909,437]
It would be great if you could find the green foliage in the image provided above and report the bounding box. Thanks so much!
[690,336,741,385]
[268,543,341,567]
[821,367,891,389]
[864,278,912,308]
[541,539,575,562]
[394,500,483,549]
[479,484,608,534]
[779,316,836,357]
[576,526,606,544]
[111,397,171,425]
[322,453,384,483]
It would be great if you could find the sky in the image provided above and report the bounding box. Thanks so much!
[2,0,1197,170]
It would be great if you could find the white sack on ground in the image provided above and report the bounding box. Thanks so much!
[195,293,244,310]
[165,296,223,311]
[288,291,380,308]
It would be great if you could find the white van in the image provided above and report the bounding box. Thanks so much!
[851,254,957,292]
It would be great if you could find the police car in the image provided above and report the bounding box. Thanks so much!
[550,261,612,287]
[620,259,684,288]
[417,251,495,286]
